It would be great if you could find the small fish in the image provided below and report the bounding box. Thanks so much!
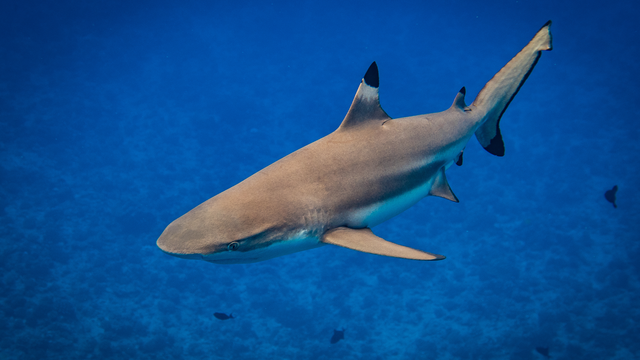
[330,328,345,344]
[604,185,618,208]
[536,346,551,358]
[213,312,234,320]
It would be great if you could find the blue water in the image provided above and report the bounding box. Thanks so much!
[1,0,638,359]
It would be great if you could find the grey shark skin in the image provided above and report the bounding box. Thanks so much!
[157,22,553,264]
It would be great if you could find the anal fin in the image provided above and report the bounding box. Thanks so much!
[455,150,464,166]
[321,227,445,261]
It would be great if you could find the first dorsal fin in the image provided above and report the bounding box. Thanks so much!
[337,62,391,131]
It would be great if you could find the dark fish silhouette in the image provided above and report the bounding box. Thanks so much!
[330,329,345,344]
[213,312,234,320]
[604,185,618,208]
[536,346,551,358]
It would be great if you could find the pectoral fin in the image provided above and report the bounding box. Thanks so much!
[321,227,445,261]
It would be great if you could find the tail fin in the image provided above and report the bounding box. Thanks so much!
[473,21,553,156]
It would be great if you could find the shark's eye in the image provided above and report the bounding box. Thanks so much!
[227,242,239,251]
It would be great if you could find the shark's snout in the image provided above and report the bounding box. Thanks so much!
[157,224,192,258]
[156,216,220,259]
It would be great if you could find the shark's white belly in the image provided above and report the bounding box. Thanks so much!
[349,176,437,228]
[346,152,459,228]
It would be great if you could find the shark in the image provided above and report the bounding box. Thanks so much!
[157,21,553,264]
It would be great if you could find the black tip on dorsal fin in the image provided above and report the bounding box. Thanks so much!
[460,86,466,95]
[363,62,379,88]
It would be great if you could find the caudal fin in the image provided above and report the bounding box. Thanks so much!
[473,21,553,156]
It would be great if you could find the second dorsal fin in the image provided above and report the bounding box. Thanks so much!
[451,87,467,110]
[337,62,391,131]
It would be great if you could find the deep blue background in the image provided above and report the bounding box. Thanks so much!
[1,0,639,359]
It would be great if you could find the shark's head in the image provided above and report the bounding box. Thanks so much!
[156,207,267,264]
[156,200,324,264]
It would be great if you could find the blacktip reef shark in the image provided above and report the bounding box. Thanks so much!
[157,21,553,264]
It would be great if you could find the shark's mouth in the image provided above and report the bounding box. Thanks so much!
[158,249,256,263]
[200,234,326,264]
[159,251,202,260]
[203,256,261,264]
